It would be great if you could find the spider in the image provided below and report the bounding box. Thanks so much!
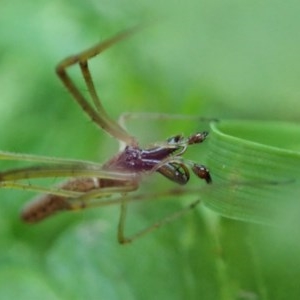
[0,26,212,244]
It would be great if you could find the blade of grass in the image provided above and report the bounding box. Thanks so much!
[203,120,300,225]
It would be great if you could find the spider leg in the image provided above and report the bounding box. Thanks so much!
[0,150,103,166]
[0,164,134,182]
[55,27,141,146]
[118,112,218,129]
[43,184,204,244]
[62,186,206,244]
[117,197,201,244]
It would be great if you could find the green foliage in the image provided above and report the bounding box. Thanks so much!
[0,0,300,299]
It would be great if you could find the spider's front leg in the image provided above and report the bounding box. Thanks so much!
[55,27,141,146]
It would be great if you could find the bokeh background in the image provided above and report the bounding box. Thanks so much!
[0,0,300,299]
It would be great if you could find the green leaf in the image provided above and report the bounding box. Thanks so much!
[204,120,300,225]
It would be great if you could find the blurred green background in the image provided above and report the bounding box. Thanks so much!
[0,0,300,299]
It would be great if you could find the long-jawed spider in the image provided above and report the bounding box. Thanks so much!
[0,26,212,244]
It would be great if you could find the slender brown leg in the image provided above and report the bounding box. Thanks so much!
[117,198,202,244]
[118,112,218,129]
[79,61,103,113]
[55,27,141,146]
